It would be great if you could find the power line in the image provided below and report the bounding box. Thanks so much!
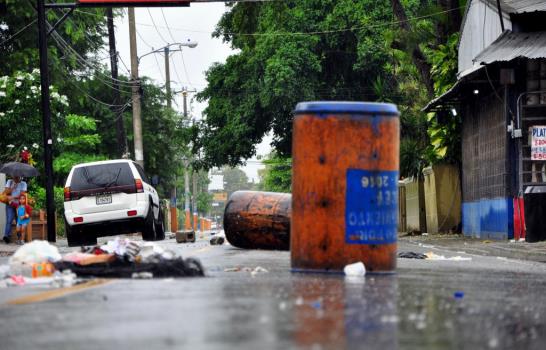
[49,29,134,90]
[45,13,134,88]
[59,68,132,109]
[178,50,193,88]
[117,53,132,75]
[160,8,178,44]
[147,8,170,45]
[158,8,188,89]
[50,32,134,95]
[59,11,132,76]
[76,5,463,37]
[170,54,185,86]
[136,28,154,49]
[50,39,136,101]
[152,48,165,80]
[0,19,37,48]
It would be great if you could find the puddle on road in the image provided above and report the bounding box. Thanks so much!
[208,271,546,350]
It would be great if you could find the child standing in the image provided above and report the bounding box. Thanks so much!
[15,194,32,245]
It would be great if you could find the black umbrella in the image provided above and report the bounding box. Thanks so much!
[0,162,40,177]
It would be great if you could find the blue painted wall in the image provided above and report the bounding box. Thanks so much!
[462,198,513,240]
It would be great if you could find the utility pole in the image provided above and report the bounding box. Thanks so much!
[37,0,55,242]
[164,45,177,231]
[182,89,191,230]
[193,168,198,232]
[107,8,128,158]
[128,8,144,166]
[164,46,172,108]
[184,158,191,230]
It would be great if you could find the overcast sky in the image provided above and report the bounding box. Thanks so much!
[107,4,270,182]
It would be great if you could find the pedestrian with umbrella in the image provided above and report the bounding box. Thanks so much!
[0,162,39,244]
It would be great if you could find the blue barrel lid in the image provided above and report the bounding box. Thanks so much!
[294,101,399,116]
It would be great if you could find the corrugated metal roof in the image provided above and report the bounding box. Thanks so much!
[473,30,546,65]
[500,0,546,14]
[422,67,485,112]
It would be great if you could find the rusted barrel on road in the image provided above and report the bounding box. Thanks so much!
[291,101,400,273]
[224,191,291,250]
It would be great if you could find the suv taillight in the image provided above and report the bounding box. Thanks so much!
[64,187,71,201]
[135,179,144,193]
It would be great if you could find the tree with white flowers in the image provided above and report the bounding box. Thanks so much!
[0,70,68,162]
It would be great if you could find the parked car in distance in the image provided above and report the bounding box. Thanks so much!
[63,159,165,246]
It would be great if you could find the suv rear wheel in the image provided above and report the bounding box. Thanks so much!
[142,203,157,241]
[155,207,165,241]
[66,219,97,247]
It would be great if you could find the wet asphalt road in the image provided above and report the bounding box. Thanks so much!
[0,235,545,350]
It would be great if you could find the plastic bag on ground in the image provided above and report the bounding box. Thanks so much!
[344,262,366,277]
[9,241,61,277]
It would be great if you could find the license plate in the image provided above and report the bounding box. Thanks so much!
[96,194,112,205]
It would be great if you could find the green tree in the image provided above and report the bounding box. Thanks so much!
[1,1,109,78]
[258,154,292,193]
[221,167,251,197]
[0,70,68,164]
[197,0,465,177]
[196,192,213,216]
[193,170,212,215]
[53,114,107,181]
[197,0,393,168]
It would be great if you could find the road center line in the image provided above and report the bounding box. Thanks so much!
[6,279,114,305]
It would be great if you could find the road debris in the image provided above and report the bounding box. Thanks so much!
[176,230,196,243]
[343,262,366,277]
[425,252,472,261]
[398,252,427,259]
[251,266,269,277]
[9,240,61,266]
[54,239,204,278]
[223,267,241,272]
[223,266,269,276]
[454,291,465,299]
[418,243,435,248]
[0,265,9,279]
[210,236,225,245]
[224,191,290,251]
[398,251,472,261]
[131,272,154,279]
[1,238,205,284]
[8,241,61,278]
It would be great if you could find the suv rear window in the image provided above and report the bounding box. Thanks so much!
[70,163,134,191]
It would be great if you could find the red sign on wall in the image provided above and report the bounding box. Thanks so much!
[77,0,191,6]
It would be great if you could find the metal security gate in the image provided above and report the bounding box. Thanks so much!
[517,90,546,193]
[515,88,546,241]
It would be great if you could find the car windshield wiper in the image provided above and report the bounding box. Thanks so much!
[82,167,103,188]
[104,168,122,189]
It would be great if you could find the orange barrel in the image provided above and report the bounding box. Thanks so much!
[184,210,192,230]
[193,213,198,231]
[224,191,291,250]
[291,102,399,273]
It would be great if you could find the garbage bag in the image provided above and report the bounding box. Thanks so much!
[54,257,205,278]
[9,240,61,266]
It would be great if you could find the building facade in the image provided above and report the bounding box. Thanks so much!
[425,0,546,239]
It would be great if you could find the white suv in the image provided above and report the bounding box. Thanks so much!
[63,159,165,246]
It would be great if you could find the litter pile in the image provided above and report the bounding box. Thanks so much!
[1,240,76,288]
[1,238,205,287]
[55,238,204,278]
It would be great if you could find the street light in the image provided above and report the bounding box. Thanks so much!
[131,39,197,229]
[137,40,198,63]
[137,40,198,110]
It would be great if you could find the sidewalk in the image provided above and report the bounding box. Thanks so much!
[399,234,546,263]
